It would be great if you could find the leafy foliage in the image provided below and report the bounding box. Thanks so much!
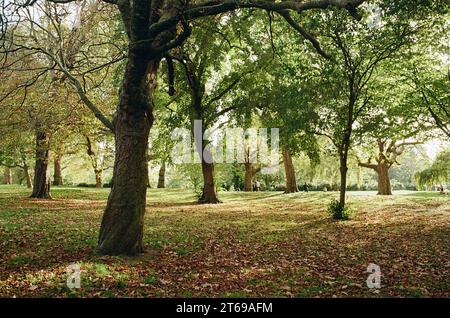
[327,199,355,220]
[415,150,450,188]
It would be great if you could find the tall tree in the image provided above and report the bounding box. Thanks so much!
[415,149,450,192]
[354,66,431,195]
[3,0,371,254]
[357,140,422,195]
[310,5,431,207]
[169,16,268,202]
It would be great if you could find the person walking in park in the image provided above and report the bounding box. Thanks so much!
[303,182,309,192]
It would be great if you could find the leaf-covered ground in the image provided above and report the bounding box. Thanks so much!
[0,185,448,298]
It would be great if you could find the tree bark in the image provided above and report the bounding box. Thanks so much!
[157,161,166,188]
[283,148,297,193]
[96,53,158,255]
[200,159,221,203]
[244,162,253,192]
[192,106,220,203]
[338,94,355,208]
[339,155,348,207]
[376,163,392,195]
[53,154,63,186]
[338,130,352,207]
[95,170,103,188]
[3,167,12,185]
[30,131,52,199]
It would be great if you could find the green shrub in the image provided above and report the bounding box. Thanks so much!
[103,180,113,188]
[327,199,354,220]
[77,183,96,188]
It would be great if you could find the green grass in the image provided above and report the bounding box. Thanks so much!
[143,273,159,285]
[0,185,448,297]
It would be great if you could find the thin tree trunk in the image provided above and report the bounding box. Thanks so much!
[338,96,354,208]
[53,154,63,186]
[376,164,392,195]
[339,155,348,207]
[97,58,158,256]
[146,172,151,188]
[193,113,220,203]
[30,131,51,199]
[157,161,166,188]
[23,164,32,188]
[244,162,253,192]
[95,170,103,188]
[283,148,297,193]
[3,167,12,184]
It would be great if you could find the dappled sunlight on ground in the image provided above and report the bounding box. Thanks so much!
[0,185,448,297]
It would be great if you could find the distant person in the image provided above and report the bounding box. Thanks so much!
[323,186,328,192]
[255,180,261,192]
[303,182,309,192]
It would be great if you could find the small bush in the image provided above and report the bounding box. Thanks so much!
[194,186,203,200]
[327,199,354,220]
[103,180,113,188]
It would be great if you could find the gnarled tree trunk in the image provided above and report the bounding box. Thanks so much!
[96,55,158,255]
[376,163,392,195]
[358,139,411,196]
[53,154,63,186]
[283,148,297,193]
[3,167,12,185]
[30,131,51,199]
[157,161,166,188]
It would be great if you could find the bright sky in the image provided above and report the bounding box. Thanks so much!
[424,139,449,160]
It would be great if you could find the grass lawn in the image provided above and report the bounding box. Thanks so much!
[0,185,448,298]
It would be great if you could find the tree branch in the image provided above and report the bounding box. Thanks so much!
[278,10,332,60]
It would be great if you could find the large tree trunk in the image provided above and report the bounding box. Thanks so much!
[3,167,12,184]
[283,148,297,193]
[30,131,51,199]
[95,170,103,188]
[53,154,63,186]
[97,55,158,255]
[200,159,221,203]
[157,161,166,188]
[244,162,253,192]
[376,163,392,195]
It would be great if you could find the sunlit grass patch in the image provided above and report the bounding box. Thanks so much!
[0,186,448,297]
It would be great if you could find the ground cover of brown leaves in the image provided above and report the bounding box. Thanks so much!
[0,186,448,298]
